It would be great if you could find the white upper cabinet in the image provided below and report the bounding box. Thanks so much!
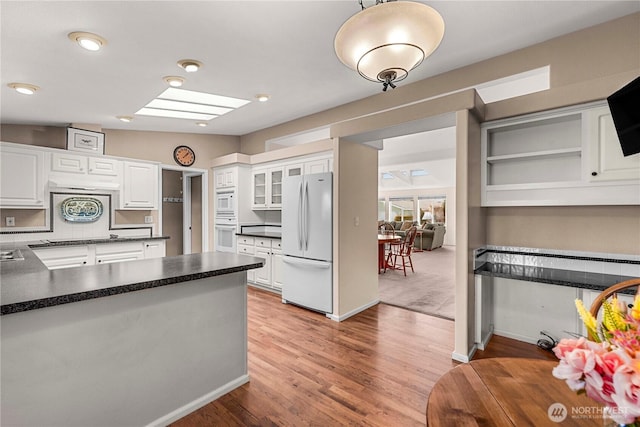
[51,152,120,177]
[481,102,640,206]
[215,167,236,189]
[120,161,159,209]
[304,158,329,175]
[585,106,640,182]
[251,167,283,210]
[0,144,46,208]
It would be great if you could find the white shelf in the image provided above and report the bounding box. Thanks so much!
[487,148,582,163]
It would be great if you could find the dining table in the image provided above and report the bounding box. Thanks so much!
[426,357,605,426]
[377,234,400,274]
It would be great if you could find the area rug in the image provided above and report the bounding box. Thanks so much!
[378,246,455,320]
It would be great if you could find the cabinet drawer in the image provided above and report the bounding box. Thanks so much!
[272,240,282,250]
[237,244,255,255]
[237,236,255,246]
[255,238,272,248]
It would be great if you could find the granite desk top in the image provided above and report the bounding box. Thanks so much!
[475,262,637,294]
[0,246,264,315]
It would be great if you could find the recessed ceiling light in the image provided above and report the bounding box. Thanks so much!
[177,59,202,73]
[68,31,107,51]
[196,122,208,127]
[8,82,39,95]
[163,76,185,87]
[256,94,270,102]
[117,116,133,122]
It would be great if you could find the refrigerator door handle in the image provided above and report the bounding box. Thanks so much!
[304,181,310,251]
[297,181,303,250]
[283,257,331,269]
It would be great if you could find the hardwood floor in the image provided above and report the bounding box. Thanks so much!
[172,287,556,426]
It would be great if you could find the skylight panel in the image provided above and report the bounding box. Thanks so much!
[146,99,233,116]
[411,169,428,177]
[158,88,250,109]
[136,108,216,121]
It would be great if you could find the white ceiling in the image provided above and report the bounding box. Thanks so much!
[1,1,638,136]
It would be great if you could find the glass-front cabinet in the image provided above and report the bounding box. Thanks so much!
[270,168,283,208]
[252,170,267,209]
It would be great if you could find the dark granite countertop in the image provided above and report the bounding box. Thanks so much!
[0,246,264,315]
[475,262,637,294]
[236,231,282,239]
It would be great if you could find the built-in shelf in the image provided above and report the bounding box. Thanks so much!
[486,148,582,164]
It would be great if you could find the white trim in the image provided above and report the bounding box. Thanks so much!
[477,327,494,351]
[326,298,379,322]
[451,344,477,364]
[146,374,250,427]
[183,175,192,254]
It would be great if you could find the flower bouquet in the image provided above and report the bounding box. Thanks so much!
[553,295,640,426]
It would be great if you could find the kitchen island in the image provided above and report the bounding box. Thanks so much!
[1,248,263,427]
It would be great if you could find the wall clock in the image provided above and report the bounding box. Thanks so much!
[173,145,196,167]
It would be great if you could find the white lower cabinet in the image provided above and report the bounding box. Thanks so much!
[95,242,144,264]
[32,246,92,270]
[237,236,282,291]
[33,240,165,269]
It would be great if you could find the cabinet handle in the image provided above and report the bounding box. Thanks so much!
[83,261,87,264]
[591,171,598,176]
[98,260,102,263]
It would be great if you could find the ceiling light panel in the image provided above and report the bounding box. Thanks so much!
[158,88,250,109]
[135,108,216,121]
[135,88,250,122]
[146,99,233,116]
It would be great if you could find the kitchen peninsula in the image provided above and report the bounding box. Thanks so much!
[1,246,263,427]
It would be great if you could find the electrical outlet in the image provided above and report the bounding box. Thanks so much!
[144,215,153,224]
[5,217,15,227]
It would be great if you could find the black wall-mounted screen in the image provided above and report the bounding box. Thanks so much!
[607,76,640,157]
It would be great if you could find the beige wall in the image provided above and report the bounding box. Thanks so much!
[0,209,46,228]
[335,139,379,317]
[487,206,640,255]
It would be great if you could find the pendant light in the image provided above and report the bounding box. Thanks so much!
[334,0,445,91]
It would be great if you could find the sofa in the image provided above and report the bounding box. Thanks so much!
[416,223,446,251]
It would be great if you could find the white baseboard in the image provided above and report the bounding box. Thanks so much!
[477,326,494,351]
[493,329,538,346]
[451,344,477,363]
[147,374,250,427]
[327,299,380,322]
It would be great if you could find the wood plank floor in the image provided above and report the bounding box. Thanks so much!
[172,287,556,426]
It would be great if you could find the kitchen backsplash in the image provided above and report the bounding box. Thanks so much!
[0,192,153,243]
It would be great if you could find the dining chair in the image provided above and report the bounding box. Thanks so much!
[385,226,418,276]
[588,278,640,340]
[379,222,395,235]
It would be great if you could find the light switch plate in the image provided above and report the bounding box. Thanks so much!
[5,217,15,227]
[144,216,153,224]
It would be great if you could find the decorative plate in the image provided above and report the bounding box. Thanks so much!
[61,197,103,222]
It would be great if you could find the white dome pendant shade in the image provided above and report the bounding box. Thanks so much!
[334,1,445,90]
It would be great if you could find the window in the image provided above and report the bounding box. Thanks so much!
[378,199,386,221]
[418,196,446,225]
[389,197,415,222]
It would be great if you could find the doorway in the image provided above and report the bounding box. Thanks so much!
[160,166,208,256]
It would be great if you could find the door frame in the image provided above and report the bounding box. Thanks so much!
[159,165,209,253]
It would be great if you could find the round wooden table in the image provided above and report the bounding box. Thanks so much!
[426,358,604,426]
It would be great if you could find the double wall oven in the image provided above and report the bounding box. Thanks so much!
[214,190,237,253]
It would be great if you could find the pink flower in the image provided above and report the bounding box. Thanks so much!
[553,338,587,359]
[610,362,640,424]
[552,347,598,391]
[584,369,617,406]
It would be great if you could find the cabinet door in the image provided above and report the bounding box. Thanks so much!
[272,249,283,289]
[254,247,272,286]
[304,159,329,175]
[0,145,46,208]
[224,170,235,187]
[587,106,640,182]
[51,152,86,174]
[143,240,166,258]
[88,157,119,176]
[269,168,283,208]
[285,164,303,177]
[252,170,267,209]
[32,246,91,270]
[96,242,144,264]
[237,244,256,283]
[121,161,159,209]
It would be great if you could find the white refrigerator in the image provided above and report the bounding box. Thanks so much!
[281,172,332,314]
